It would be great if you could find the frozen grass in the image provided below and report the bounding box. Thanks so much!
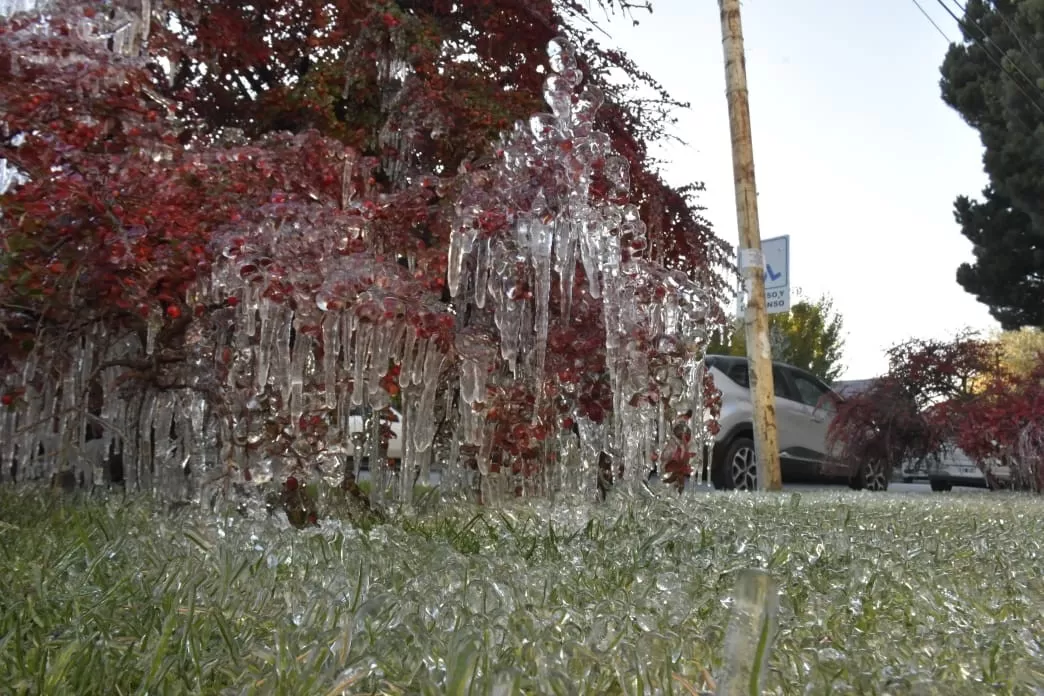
[1,487,1043,695]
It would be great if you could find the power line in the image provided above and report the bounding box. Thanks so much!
[909,0,954,43]
[933,0,1044,118]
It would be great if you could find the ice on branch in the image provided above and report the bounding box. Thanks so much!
[1,25,716,507]
[0,0,39,19]
[0,159,29,196]
[447,38,715,495]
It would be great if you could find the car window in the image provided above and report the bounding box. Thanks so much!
[789,370,835,410]
[727,363,749,388]
[714,360,808,402]
[771,365,791,399]
[717,361,791,398]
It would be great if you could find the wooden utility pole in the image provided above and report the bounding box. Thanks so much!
[718,0,782,491]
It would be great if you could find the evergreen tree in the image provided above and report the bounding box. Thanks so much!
[939,0,1044,328]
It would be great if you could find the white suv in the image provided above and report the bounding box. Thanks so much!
[703,354,889,491]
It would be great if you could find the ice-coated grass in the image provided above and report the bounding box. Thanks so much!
[1,486,1043,695]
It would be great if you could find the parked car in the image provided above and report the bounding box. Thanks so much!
[901,446,1012,492]
[703,354,889,491]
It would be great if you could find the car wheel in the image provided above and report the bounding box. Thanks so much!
[930,479,953,493]
[850,460,890,492]
[714,436,758,491]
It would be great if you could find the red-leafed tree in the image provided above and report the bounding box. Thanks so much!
[826,331,1000,480]
[937,354,1044,492]
[0,0,729,504]
[828,330,1044,492]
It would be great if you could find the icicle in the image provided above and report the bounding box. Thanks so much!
[459,358,483,404]
[273,304,293,396]
[176,394,197,499]
[461,398,484,444]
[448,225,477,298]
[99,357,122,484]
[400,326,417,387]
[341,312,356,375]
[288,323,310,432]
[351,322,372,407]
[578,213,601,299]
[533,254,551,383]
[555,218,578,321]
[367,323,393,396]
[419,392,444,484]
[257,297,276,388]
[120,396,139,491]
[138,393,156,493]
[657,399,668,476]
[494,275,523,369]
[412,348,444,452]
[109,21,132,56]
[477,415,494,473]
[188,393,206,449]
[399,396,416,505]
[322,313,340,409]
[367,411,387,507]
[517,297,534,375]
[22,379,48,483]
[410,337,429,386]
[438,402,466,495]
[57,348,79,478]
[0,157,30,196]
[388,322,407,364]
[153,393,177,495]
[475,238,490,309]
[341,150,358,209]
[242,283,258,339]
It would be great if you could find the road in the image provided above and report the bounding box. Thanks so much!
[751,481,983,495]
[684,480,988,495]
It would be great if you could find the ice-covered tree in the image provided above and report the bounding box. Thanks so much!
[0,0,728,508]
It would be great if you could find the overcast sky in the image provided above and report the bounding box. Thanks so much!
[603,0,997,379]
